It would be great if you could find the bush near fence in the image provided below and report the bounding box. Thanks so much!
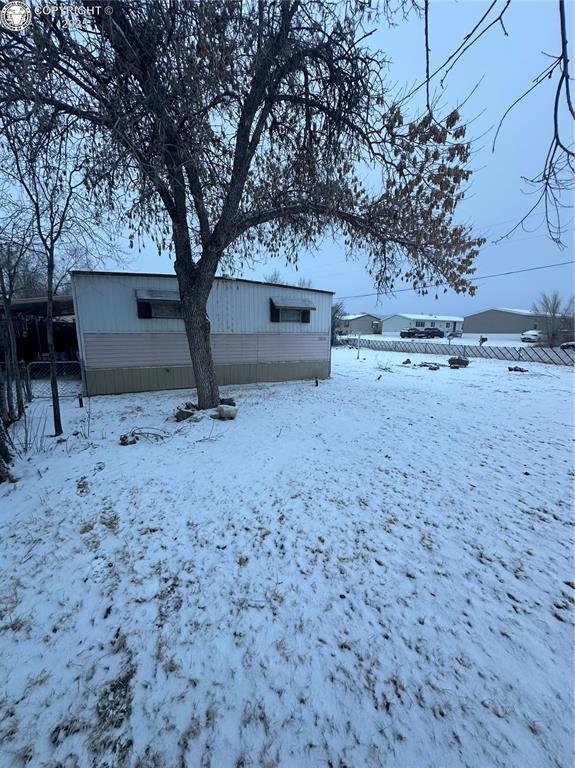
[342,337,575,366]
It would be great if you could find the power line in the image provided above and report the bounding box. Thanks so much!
[335,259,575,300]
[302,232,572,282]
[309,229,572,275]
[250,230,574,285]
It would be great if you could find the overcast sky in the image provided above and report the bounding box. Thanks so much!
[122,0,574,317]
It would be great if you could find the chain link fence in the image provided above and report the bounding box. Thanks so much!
[27,361,82,398]
[343,337,575,366]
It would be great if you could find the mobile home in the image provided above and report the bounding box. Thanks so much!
[339,313,383,334]
[382,313,464,334]
[71,271,333,396]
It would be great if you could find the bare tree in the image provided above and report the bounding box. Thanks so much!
[0,316,16,421]
[0,208,23,480]
[264,269,284,285]
[0,242,30,419]
[263,270,312,287]
[331,299,346,344]
[0,1,483,409]
[0,198,37,420]
[1,114,113,435]
[532,290,574,346]
[421,0,574,245]
[12,258,46,298]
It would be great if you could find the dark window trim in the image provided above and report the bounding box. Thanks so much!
[270,298,311,324]
[137,299,182,319]
[137,300,152,319]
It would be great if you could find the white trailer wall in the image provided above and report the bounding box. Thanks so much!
[72,272,333,395]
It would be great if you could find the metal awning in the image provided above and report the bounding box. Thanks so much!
[270,297,316,310]
[135,289,180,302]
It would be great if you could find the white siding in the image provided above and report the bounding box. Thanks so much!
[72,273,332,335]
[383,315,464,333]
[72,272,333,373]
[83,332,330,368]
[382,315,413,332]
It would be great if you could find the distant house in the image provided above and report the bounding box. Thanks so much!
[382,313,464,334]
[71,271,333,396]
[463,309,550,334]
[338,313,383,335]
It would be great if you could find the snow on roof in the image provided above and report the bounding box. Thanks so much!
[495,308,550,316]
[271,297,316,310]
[341,313,381,321]
[383,313,464,322]
[71,270,335,295]
[464,308,551,317]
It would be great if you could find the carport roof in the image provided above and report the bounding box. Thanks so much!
[2,295,74,317]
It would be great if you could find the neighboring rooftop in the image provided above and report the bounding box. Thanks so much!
[341,313,382,321]
[494,308,536,315]
[383,313,464,322]
[465,308,551,317]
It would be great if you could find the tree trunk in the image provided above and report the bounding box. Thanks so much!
[0,418,13,483]
[6,307,25,417]
[2,321,16,422]
[172,219,221,409]
[175,263,220,409]
[180,295,220,409]
[0,368,9,425]
[0,269,24,417]
[46,260,63,436]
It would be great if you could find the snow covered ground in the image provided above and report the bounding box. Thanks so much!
[1,348,573,768]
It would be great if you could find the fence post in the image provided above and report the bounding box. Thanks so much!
[23,364,32,402]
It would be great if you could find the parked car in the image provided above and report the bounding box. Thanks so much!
[521,329,544,343]
[416,327,445,339]
[560,340,575,350]
[400,328,419,338]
